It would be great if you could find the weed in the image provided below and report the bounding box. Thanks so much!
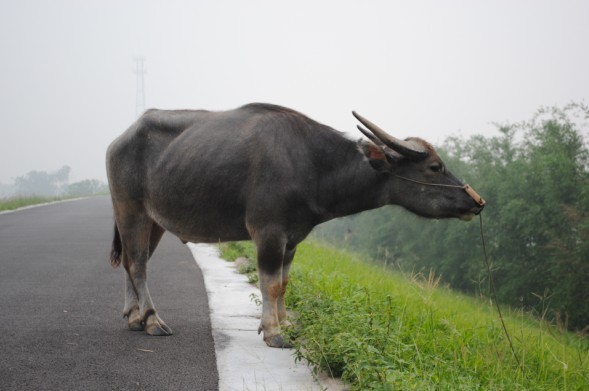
[249,293,262,307]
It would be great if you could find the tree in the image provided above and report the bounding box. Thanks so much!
[63,179,109,197]
[316,103,589,330]
[14,166,71,196]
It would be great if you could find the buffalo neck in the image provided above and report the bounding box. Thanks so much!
[315,140,390,223]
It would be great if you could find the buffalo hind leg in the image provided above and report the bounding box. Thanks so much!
[124,259,171,336]
[123,222,166,332]
[116,210,171,336]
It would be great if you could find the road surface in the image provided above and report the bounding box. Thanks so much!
[0,197,218,390]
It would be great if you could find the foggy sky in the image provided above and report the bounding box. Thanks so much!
[1,0,588,184]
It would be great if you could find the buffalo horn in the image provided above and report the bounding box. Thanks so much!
[352,111,427,160]
[357,125,385,147]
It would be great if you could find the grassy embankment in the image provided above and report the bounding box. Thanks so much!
[220,241,589,390]
[0,196,66,212]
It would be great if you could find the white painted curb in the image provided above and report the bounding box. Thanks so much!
[188,243,321,391]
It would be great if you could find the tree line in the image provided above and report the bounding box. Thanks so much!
[315,103,589,332]
[1,166,109,198]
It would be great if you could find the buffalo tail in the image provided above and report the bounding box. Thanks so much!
[110,223,122,268]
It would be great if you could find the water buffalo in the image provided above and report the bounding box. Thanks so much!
[106,103,484,347]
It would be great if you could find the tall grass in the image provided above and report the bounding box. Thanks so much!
[221,241,589,390]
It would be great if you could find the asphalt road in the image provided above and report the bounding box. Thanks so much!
[0,197,218,390]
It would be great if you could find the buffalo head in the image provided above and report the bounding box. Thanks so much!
[353,111,485,221]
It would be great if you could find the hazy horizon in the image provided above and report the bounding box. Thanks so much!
[1,0,588,184]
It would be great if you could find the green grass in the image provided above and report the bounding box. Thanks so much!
[218,241,259,283]
[0,196,65,212]
[218,241,257,262]
[220,240,589,390]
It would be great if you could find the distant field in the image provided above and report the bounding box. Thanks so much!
[221,241,589,390]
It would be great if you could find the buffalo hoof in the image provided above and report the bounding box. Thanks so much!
[264,334,293,349]
[125,306,145,331]
[128,320,145,332]
[145,313,173,336]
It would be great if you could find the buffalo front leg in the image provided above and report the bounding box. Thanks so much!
[277,246,296,326]
[254,232,293,348]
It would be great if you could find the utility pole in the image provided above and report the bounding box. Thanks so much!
[134,57,146,117]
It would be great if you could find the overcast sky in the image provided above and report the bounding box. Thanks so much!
[1,0,588,183]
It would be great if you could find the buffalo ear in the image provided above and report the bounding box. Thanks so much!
[361,142,394,172]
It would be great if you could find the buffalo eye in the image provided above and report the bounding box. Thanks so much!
[429,163,444,173]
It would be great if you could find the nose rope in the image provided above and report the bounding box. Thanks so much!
[478,213,521,370]
[395,175,465,189]
[399,174,518,368]
[395,175,486,207]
